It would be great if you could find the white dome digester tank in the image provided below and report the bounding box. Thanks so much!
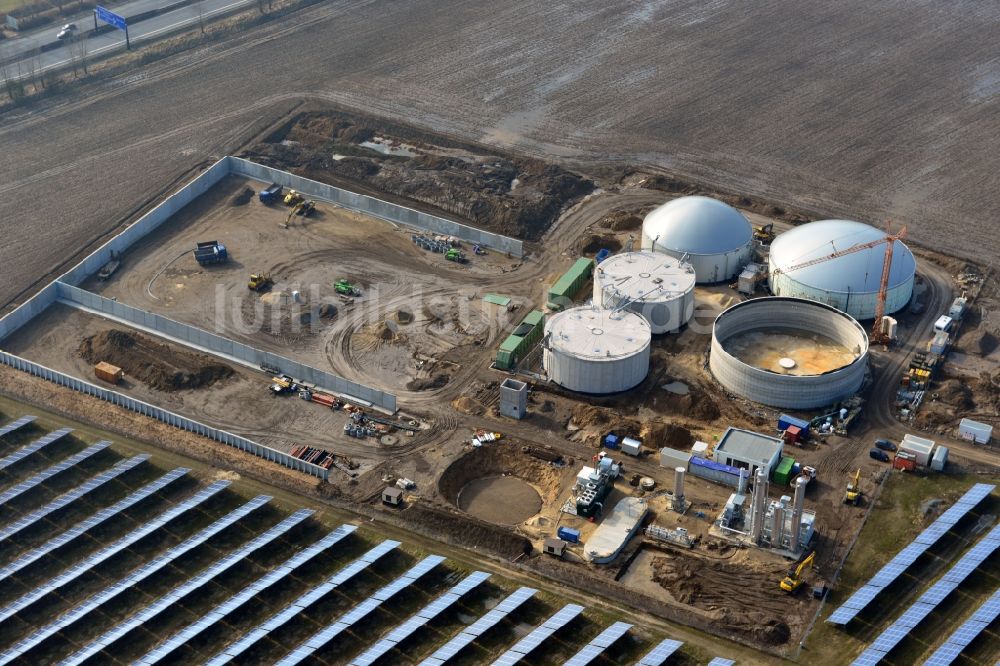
[543,306,651,393]
[592,250,696,334]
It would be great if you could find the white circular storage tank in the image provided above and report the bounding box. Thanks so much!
[640,196,753,284]
[768,220,915,320]
[593,251,696,334]
[710,297,869,409]
[544,306,651,394]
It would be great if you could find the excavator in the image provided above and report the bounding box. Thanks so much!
[753,223,775,244]
[780,550,815,593]
[844,469,862,505]
[248,273,274,291]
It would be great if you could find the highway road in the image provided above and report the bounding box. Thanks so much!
[0,0,255,75]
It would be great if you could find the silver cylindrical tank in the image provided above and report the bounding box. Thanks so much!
[640,196,753,284]
[710,297,869,409]
[543,306,651,394]
[593,251,696,333]
[750,468,767,543]
[674,467,686,500]
[790,477,807,552]
[768,219,915,319]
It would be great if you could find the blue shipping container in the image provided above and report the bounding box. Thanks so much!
[603,433,620,449]
[778,414,810,435]
[688,456,742,487]
[557,527,580,543]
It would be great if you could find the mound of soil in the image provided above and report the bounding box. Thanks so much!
[599,210,643,231]
[641,422,695,450]
[934,379,975,410]
[658,387,721,421]
[570,403,613,428]
[229,186,254,206]
[78,329,234,392]
[959,328,999,356]
[400,503,531,559]
[452,396,485,415]
[577,234,623,256]
[407,373,450,391]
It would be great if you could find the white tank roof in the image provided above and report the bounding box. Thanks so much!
[595,251,696,303]
[770,220,915,293]
[547,307,650,361]
[642,196,752,255]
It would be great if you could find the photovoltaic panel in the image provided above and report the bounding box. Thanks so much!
[0,454,148,544]
[707,659,736,666]
[634,637,684,666]
[490,603,583,665]
[0,490,265,665]
[562,621,632,666]
[850,523,1000,666]
[205,539,401,665]
[61,509,313,665]
[350,571,491,666]
[0,416,36,440]
[0,441,110,506]
[0,427,72,471]
[137,524,357,665]
[277,555,447,666]
[0,478,226,624]
[416,587,538,666]
[924,587,1000,666]
[828,483,995,626]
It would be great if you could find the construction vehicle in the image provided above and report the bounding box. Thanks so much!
[283,189,304,206]
[194,240,228,266]
[473,244,486,256]
[98,250,121,280]
[780,550,815,593]
[248,273,274,291]
[445,248,467,263]
[754,223,775,244]
[334,279,361,297]
[771,221,906,346]
[844,469,862,505]
[258,183,282,204]
[269,374,296,395]
[297,200,315,216]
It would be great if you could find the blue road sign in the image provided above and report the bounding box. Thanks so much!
[95,5,127,31]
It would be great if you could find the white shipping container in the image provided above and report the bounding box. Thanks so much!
[930,446,948,471]
[691,441,710,458]
[934,315,953,332]
[621,437,642,456]
[660,447,691,469]
[901,434,936,466]
[959,418,992,444]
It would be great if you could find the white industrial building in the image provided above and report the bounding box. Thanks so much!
[543,306,651,394]
[593,250,696,333]
[768,219,916,320]
[713,427,784,480]
[640,196,753,284]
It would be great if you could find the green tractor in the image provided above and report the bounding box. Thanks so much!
[445,248,467,263]
[334,279,361,297]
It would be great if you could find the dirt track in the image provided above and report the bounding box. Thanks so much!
[3,0,1000,313]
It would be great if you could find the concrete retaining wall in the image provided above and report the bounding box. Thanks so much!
[0,351,329,480]
[0,281,59,342]
[228,157,524,257]
[56,282,397,412]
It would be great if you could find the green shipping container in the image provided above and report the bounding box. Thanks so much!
[546,258,594,310]
[495,310,545,370]
[772,456,795,486]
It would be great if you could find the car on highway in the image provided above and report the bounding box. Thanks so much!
[874,438,897,452]
[57,23,78,40]
[869,448,891,462]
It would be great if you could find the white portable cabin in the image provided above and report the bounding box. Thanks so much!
[959,418,992,444]
[934,315,953,332]
[930,446,949,471]
[900,434,936,466]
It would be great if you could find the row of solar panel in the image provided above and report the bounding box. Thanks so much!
[350,570,492,666]
[491,603,585,666]
[0,485,259,664]
[0,441,110,507]
[0,479,230,626]
[850,523,1000,666]
[828,483,996,625]
[0,416,36,440]
[206,539,402,665]
[561,620,633,666]
[61,508,315,665]
[138,523,359,664]
[0,453,148,544]
[923,586,1000,666]
[0,427,72,471]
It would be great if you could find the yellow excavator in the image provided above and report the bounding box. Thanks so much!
[248,273,274,291]
[780,551,815,593]
[844,469,862,505]
[753,223,775,244]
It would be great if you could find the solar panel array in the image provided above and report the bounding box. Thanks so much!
[61,508,315,665]
[0,486,261,665]
[0,427,72,471]
[828,483,996,625]
[207,539,401,665]
[923,586,1000,666]
[850,523,1000,666]
[0,479,229,625]
[0,466,189,585]
[635,637,685,666]
[562,620,633,666]
[490,603,584,666]
[707,659,736,666]
[418,586,537,665]
[138,523,358,665]
[350,570,492,666]
[277,554,447,666]
[0,416,36,439]
[0,441,110,507]
[0,453,148,544]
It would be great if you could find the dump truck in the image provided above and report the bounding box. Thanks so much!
[334,279,361,296]
[194,241,228,266]
[283,189,304,206]
[248,273,274,291]
[258,183,282,204]
[780,551,815,593]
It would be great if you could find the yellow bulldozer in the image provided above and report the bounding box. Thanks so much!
[780,550,815,593]
[248,273,274,291]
